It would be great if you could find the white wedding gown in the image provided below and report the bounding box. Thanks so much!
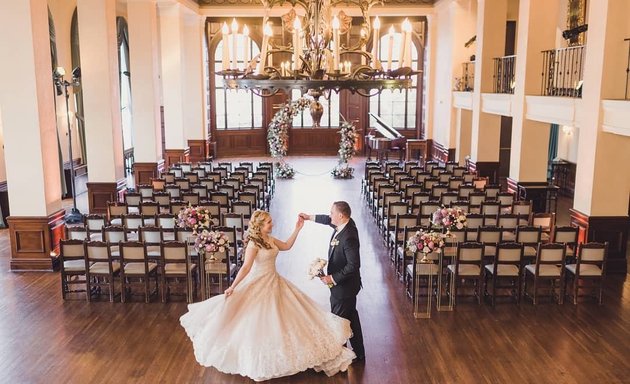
[180,240,355,382]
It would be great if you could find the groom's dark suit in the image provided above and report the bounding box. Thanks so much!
[315,215,365,359]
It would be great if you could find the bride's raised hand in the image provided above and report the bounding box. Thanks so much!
[224,286,234,297]
[296,216,305,231]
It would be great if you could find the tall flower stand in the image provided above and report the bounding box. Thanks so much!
[413,253,436,319]
[436,245,456,312]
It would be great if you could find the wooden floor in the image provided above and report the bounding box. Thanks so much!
[1,156,629,384]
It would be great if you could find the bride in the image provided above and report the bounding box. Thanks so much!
[180,210,355,382]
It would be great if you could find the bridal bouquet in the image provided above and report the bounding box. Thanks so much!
[432,206,467,231]
[308,258,333,288]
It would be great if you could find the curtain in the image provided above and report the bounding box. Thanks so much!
[117,17,134,153]
[49,8,68,199]
[71,9,87,165]
[547,124,559,181]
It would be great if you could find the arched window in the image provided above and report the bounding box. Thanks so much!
[214,36,261,130]
[369,30,419,131]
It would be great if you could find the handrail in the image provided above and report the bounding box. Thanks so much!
[493,55,516,94]
[540,45,585,98]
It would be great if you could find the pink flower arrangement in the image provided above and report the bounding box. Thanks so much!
[432,206,467,231]
[176,206,212,234]
[406,230,446,255]
[194,229,229,258]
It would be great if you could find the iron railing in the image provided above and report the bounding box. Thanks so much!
[461,61,475,91]
[541,45,585,98]
[493,55,516,94]
[123,147,134,177]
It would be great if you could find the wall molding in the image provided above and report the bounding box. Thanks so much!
[7,209,65,271]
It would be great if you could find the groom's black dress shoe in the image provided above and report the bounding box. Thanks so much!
[352,355,365,364]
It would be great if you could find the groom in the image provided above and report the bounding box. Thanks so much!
[300,201,365,362]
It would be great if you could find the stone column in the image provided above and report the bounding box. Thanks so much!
[183,11,207,163]
[77,0,126,213]
[570,0,630,273]
[128,0,164,185]
[506,0,560,210]
[468,0,507,182]
[158,2,188,168]
[0,0,65,270]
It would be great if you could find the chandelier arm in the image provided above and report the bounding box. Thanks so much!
[354,88,382,97]
[250,88,281,98]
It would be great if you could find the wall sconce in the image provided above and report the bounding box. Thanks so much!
[562,126,573,135]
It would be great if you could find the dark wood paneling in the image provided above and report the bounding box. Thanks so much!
[133,162,160,187]
[428,140,455,164]
[7,209,64,270]
[466,159,500,183]
[290,129,340,155]
[551,160,576,197]
[498,116,512,180]
[87,182,119,214]
[187,139,207,163]
[164,148,190,169]
[569,208,629,274]
[341,90,368,153]
[513,181,558,213]
[215,130,268,157]
[506,177,519,195]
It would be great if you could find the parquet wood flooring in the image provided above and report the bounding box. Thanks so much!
[0,156,628,383]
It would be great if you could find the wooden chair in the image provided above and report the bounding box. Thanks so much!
[66,225,89,241]
[119,241,158,303]
[165,184,182,199]
[221,212,245,245]
[174,178,191,192]
[552,226,579,261]
[161,241,197,303]
[152,191,171,212]
[139,201,159,216]
[123,192,142,213]
[169,200,188,215]
[565,242,608,304]
[139,225,163,261]
[446,242,485,305]
[484,242,524,306]
[524,243,566,304]
[191,184,208,198]
[137,184,154,202]
[181,192,200,207]
[388,214,420,264]
[151,178,166,191]
[107,201,128,226]
[85,241,120,302]
[157,213,176,240]
[102,225,127,258]
[85,214,106,241]
[515,226,542,262]
[60,239,88,300]
[532,212,556,243]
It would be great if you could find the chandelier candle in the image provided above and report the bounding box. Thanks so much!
[221,22,229,71]
[230,18,238,70]
[293,17,302,71]
[332,15,340,72]
[371,16,380,66]
[243,24,250,69]
[257,22,272,74]
[387,25,395,71]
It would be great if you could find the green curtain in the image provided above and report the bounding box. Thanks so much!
[71,9,87,165]
[548,124,559,181]
[49,7,68,198]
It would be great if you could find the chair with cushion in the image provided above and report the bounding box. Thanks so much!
[552,226,579,262]
[60,239,88,300]
[515,226,542,262]
[66,225,89,241]
[85,214,106,241]
[107,201,128,226]
[446,242,485,305]
[102,225,127,258]
[124,192,142,213]
[85,241,120,302]
[151,178,166,191]
[484,242,524,306]
[565,242,608,304]
[161,241,198,303]
[157,213,176,240]
[524,243,566,304]
[139,201,159,216]
[532,212,555,243]
[119,241,158,303]
[139,225,163,262]
[137,184,154,202]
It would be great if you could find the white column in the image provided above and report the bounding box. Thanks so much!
[128,0,162,163]
[508,0,560,183]
[77,0,124,182]
[158,2,186,150]
[574,0,630,216]
[470,0,507,163]
[0,0,62,216]
[432,0,477,150]
[455,108,472,164]
[182,10,205,141]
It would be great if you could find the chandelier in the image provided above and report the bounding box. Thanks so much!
[217,0,421,102]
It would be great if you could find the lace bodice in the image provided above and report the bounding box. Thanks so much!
[247,241,280,278]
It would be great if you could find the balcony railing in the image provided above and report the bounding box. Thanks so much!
[541,45,585,98]
[124,147,134,177]
[460,61,475,92]
[493,55,516,94]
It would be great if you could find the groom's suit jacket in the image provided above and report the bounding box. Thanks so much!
[315,216,362,299]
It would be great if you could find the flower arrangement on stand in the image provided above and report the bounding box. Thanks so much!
[406,229,446,263]
[176,205,213,234]
[267,97,310,179]
[194,229,230,261]
[331,119,358,179]
[431,206,468,232]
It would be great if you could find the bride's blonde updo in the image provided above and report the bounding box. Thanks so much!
[245,210,273,250]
